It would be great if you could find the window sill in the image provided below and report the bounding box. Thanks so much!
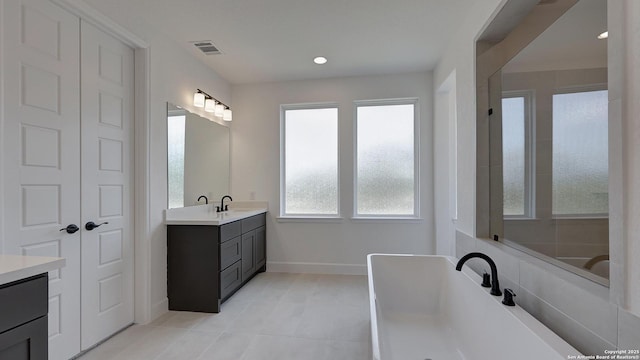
[277,216,344,223]
[351,217,424,223]
[276,216,424,223]
[551,215,608,220]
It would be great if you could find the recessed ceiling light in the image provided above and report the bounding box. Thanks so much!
[597,31,608,40]
[313,56,328,65]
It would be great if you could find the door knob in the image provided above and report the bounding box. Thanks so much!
[60,224,80,234]
[85,221,109,231]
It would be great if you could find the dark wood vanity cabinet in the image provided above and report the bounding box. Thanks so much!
[0,274,48,360]
[167,213,266,313]
[241,225,266,281]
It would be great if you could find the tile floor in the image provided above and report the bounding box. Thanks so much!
[78,272,372,360]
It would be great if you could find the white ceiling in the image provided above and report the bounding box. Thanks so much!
[503,0,607,73]
[82,0,473,84]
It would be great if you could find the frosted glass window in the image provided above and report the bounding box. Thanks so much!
[502,97,526,216]
[167,115,186,208]
[283,107,338,215]
[552,90,608,215]
[356,103,415,216]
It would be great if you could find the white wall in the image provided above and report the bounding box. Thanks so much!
[434,71,457,256]
[621,0,640,316]
[147,38,230,321]
[230,72,434,273]
[433,0,640,354]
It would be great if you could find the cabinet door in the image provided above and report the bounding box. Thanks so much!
[241,231,256,281]
[0,316,48,360]
[255,226,266,270]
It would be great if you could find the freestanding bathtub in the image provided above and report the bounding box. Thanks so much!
[367,254,582,360]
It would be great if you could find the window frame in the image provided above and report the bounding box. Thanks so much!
[353,98,420,219]
[551,84,609,219]
[279,103,340,218]
[501,90,535,219]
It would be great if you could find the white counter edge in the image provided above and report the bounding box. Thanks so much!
[165,208,268,226]
[0,255,66,286]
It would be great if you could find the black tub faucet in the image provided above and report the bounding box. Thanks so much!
[217,195,233,213]
[455,252,502,296]
[197,195,208,204]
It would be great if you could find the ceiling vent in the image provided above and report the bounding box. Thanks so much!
[191,41,221,55]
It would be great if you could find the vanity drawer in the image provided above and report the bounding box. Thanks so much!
[241,214,265,233]
[220,221,242,243]
[0,274,47,333]
[220,236,241,270]
[220,260,241,299]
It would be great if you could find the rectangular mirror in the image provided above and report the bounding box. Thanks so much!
[167,103,230,208]
[489,0,609,282]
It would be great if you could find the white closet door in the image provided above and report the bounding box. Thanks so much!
[1,0,81,359]
[80,20,135,349]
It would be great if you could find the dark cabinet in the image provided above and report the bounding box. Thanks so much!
[220,260,242,299]
[167,213,266,313]
[255,226,266,270]
[220,236,241,270]
[0,274,48,360]
[241,226,266,281]
[241,231,256,280]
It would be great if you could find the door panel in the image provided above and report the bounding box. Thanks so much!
[80,20,135,350]
[255,226,266,269]
[1,0,81,359]
[241,231,256,281]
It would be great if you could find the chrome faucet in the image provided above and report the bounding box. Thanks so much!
[197,195,208,204]
[455,252,502,296]
[216,195,233,213]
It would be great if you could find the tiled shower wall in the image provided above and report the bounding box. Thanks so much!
[456,231,640,355]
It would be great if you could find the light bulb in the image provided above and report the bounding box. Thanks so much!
[193,92,205,107]
[313,56,328,65]
[205,98,215,112]
[223,109,232,121]
[215,103,225,117]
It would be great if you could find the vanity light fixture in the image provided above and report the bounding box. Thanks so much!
[597,31,608,39]
[192,89,232,121]
[313,56,328,65]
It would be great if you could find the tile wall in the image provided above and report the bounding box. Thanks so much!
[456,231,640,355]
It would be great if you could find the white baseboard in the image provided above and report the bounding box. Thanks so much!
[266,261,367,275]
[150,298,168,323]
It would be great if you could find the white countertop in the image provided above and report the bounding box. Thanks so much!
[165,201,268,226]
[0,255,66,286]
